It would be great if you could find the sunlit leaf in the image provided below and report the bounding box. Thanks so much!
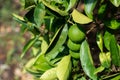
[111,74,120,80]
[66,0,77,11]
[40,68,57,80]
[96,32,103,52]
[84,0,97,19]
[110,35,120,66]
[110,0,120,7]
[72,9,93,24]
[80,40,97,80]
[94,66,105,74]
[34,54,53,71]
[56,55,71,80]
[99,52,111,68]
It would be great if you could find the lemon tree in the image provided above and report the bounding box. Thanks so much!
[14,0,120,80]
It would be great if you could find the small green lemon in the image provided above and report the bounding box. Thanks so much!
[67,39,81,51]
[69,50,80,59]
[68,24,85,43]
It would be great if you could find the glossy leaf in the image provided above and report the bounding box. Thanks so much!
[103,30,112,50]
[56,55,71,80]
[40,68,57,80]
[72,9,93,24]
[34,54,53,71]
[99,52,111,68]
[46,24,68,61]
[96,32,103,52]
[110,35,120,66]
[80,40,97,80]
[21,36,39,58]
[34,3,46,28]
[110,0,120,7]
[84,0,97,19]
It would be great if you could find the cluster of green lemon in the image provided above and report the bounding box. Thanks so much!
[67,24,85,59]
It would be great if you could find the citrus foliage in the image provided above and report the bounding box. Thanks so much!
[14,0,120,79]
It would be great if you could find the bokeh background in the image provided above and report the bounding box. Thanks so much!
[0,0,33,80]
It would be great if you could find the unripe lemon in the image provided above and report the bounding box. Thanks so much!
[67,39,81,51]
[68,24,85,43]
[69,50,80,59]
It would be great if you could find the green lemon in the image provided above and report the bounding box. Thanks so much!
[67,39,81,51]
[69,50,80,59]
[68,24,85,43]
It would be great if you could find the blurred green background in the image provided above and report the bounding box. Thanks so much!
[0,0,33,80]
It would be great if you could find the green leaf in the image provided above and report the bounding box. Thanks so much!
[46,24,68,61]
[111,74,120,80]
[99,52,111,68]
[34,54,53,71]
[96,32,103,52]
[21,36,39,58]
[110,35,120,66]
[94,66,105,74]
[80,40,97,80]
[79,77,86,80]
[72,9,93,24]
[44,16,54,31]
[110,0,120,7]
[25,58,36,69]
[40,68,57,80]
[13,13,27,26]
[25,0,35,9]
[98,4,107,19]
[13,13,25,21]
[104,19,120,30]
[26,68,43,77]
[84,0,97,19]
[42,0,68,16]
[56,55,71,80]
[24,58,42,77]
[34,3,46,28]
[103,31,112,50]
[66,0,77,11]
